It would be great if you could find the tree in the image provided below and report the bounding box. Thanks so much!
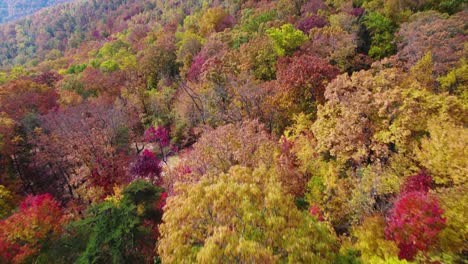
[187,37,229,82]
[176,31,204,77]
[266,24,308,56]
[0,80,58,121]
[0,194,67,263]
[302,25,358,72]
[32,102,141,198]
[363,12,396,59]
[352,215,399,263]
[409,51,436,91]
[74,180,164,264]
[433,185,468,261]
[396,11,467,75]
[239,36,278,81]
[138,46,178,90]
[275,53,340,115]
[426,0,466,14]
[438,57,468,97]
[240,9,277,34]
[166,120,278,190]
[158,166,337,263]
[385,192,445,260]
[312,68,399,166]
[295,15,327,34]
[130,149,163,184]
[400,172,432,194]
[144,125,172,163]
[301,0,328,15]
[199,7,234,36]
[0,185,14,219]
[313,63,465,167]
[415,118,467,186]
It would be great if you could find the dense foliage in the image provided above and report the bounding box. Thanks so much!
[0,0,466,263]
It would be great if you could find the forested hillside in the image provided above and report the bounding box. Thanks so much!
[0,0,467,263]
[0,0,73,24]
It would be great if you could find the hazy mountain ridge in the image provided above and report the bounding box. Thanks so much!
[0,0,74,24]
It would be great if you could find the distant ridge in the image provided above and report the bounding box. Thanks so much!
[0,0,74,24]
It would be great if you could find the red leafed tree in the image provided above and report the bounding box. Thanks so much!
[276,136,308,197]
[187,38,228,82]
[295,15,327,34]
[0,194,66,263]
[385,191,446,260]
[144,126,173,163]
[301,0,328,15]
[275,53,340,115]
[130,149,162,184]
[309,203,324,221]
[0,80,58,121]
[32,71,62,88]
[400,172,433,194]
[33,102,141,196]
[187,54,206,82]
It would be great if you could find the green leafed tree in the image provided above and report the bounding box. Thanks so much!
[266,24,308,56]
[73,180,164,264]
[363,12,396,59]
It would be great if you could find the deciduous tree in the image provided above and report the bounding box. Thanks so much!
[385,192,445,260]
[158,166,337,263]
[0,194,66,263]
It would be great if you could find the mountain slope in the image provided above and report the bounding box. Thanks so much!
[0,0,467,262]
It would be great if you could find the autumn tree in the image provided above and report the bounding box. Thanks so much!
[0,80,58,121]
[400,172,432,194]
[312,68,399,166]
[165,120,278,191]
[0,79,59,195]
[187,37,229,82]
[158,166,338,263]
[143,125,174,163]
[415,118,467,186]
[138,45,178,90]
[313,63,465,167]
[385,191,446,260]
[0,185,14,218]
[352,215,399,263]
[130,149,162,184]
[266,24,308,56]
[240,8,277,34]
[396,10,467,74]
[296,15,327,34]
[199,7,234,36]
[433,185,468,261]
[301,0,328,15]
[73,180,164,263]
[239,36,278,81]
[301,24,360,69]
[363,12,396,59]
[282,114,357,230]
[275,53,339,115]
[0,194,67,263]
[438,56,468,97]
[175,31,204,77]
[33,102,141,198]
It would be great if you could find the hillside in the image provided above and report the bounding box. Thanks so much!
[0,0,73,24]
[0,0,467,263]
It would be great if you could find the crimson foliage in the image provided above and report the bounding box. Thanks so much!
[385,191,445,260]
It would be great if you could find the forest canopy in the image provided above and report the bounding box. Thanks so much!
[0,0,467,263]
